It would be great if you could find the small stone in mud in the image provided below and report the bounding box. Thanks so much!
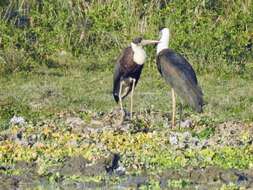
[169,134,179,145]
[15,161,36,171]
[0,175,21,189]
[0,165,11,171]
[9,116,26,126]
[236,173,249,186]
[65,117,85,128]
[220,170,239,184]
[60,156,88,176]
[114,166,126,176]
[0,135,6,141]
[66,139,78,147]
[59,154,125,177]
[168,131,206,150]
[120,176,148,189]
[180,119,192,128]
[190,137,200,147]
[117,123,131,132]
[16,131,22,140]
[90,120,103,126]
[182,131,192,140]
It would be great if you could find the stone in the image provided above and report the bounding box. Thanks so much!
[10,116,26,126]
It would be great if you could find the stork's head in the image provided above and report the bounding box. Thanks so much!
[132,37,159,47]
[157,27,170,54]
[159,28,170,41]
[130,37,158,65]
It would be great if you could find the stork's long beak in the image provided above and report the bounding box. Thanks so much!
[141,39,160,46]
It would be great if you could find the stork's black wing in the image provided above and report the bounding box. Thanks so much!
[157,49,203,112]
[113,47,135,103]
[113,46,144,103]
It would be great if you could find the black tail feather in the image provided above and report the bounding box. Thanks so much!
[194,90,204,113]
[113,93,119,103]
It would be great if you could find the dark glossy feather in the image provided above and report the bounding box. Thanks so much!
[113,46,143,103]
[157,49,203,112]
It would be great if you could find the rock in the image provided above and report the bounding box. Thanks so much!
[115,166,126,176]
[207,121,253,147]
[168,131,205,150]
[117,123,131,132]
[65,117,86,133]
[220,170,238,184]
[188,137,200,148]
[236,173,248,186]
[169,133,179,145]
[0,165,12,171]
[120,176,148,188]
[0,135,6,141]
[66,117,85,127]
[180,119,192,128]
[60,155,89,176]
[90,120,103,126]
[9,116,26,126]
[60,154,125,177]
[0,175,21,189]
[28,134,37,147]
[182,131,192,140]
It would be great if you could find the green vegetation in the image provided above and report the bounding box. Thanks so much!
[0,0,253,189]
[0,0,252,125]
[0,0,252,74]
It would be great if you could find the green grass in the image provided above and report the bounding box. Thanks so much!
[0,0,252,75]
[1,57,253,128]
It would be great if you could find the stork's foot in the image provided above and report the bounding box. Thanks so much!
[110,108,126,127]
[119,112,124,121]
[123,110,133,121]
[119,109,126,123]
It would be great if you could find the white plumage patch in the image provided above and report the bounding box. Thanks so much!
[157,40,168,54]
[157,28,170,54]
[131,42,146,65]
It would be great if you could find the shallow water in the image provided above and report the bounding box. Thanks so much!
[2,166,253,190]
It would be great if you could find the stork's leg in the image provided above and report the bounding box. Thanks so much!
[179,103,183,128]
[119,81,124,121]
[171,88,176,127]
[130,78,136,120]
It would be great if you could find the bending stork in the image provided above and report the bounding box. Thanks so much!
[156,28,204,127]
[113,37,159,121]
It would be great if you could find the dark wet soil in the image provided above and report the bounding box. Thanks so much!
[0,110,253,189]
[1,165,253,189]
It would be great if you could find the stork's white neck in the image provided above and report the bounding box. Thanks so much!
[131,42,146,65]
[157,28,170,54]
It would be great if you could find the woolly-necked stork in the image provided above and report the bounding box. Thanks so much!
[113,37,159,120]
[156,28,203,127]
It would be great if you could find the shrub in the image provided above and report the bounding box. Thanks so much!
[0,0,252,74]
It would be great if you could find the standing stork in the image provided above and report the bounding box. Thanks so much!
[113,37,159,121]
[156,28,203,127]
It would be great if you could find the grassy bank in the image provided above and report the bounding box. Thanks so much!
[0,0,252,74]
[0,59,253,128]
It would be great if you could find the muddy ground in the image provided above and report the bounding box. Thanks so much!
[0,109,253,189]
